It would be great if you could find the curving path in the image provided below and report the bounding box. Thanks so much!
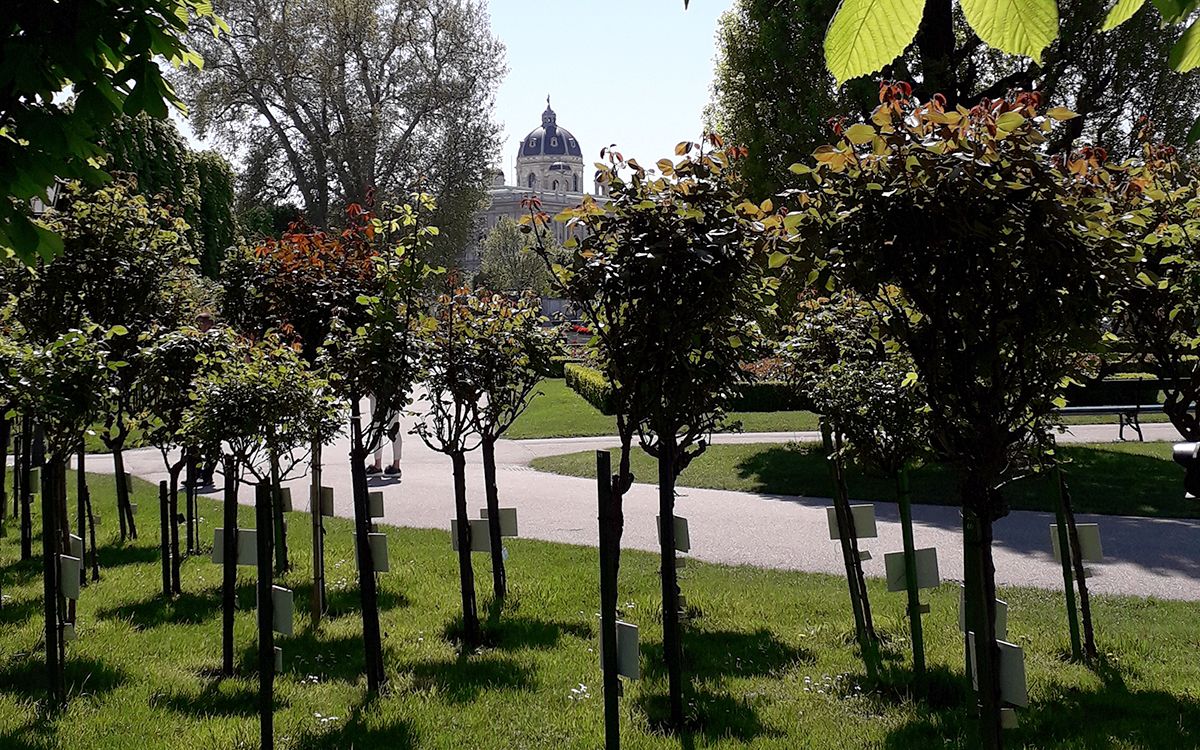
[108,418,1200,601]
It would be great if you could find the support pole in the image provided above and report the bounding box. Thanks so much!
[255,483,275,750]
[1053,468,1082,661]
[310,440,325,625]
[159,480,172,598]
[896,467,926,684]
[597,450,620,750]
[221,457,238,677]
[41,462,63,705]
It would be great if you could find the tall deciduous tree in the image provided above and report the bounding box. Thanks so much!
[175,0,504,236]
[709,0,1200,201]
[786,84,1127,747]
[478,217,553,294]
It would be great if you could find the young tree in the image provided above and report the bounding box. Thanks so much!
[782,292,931,681]
[786,84,1126,747]
[553,138,783,728]
[469,290,559,602]
[183,333,341,673]
[14,326,111,704]
[321,195,437,691]
[23,179,192,543]
[414,280,485,648]
[223,207,381,613]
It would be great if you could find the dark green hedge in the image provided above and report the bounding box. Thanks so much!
[562,365,809,415]
[547,356,579,379]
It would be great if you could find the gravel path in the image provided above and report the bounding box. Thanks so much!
[107,417,1200,601]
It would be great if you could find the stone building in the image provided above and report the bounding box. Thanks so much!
[463,98,605,272]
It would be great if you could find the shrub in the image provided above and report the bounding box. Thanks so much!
[734,381,811,412]
[547,355,579,379]
[564,363,615,414]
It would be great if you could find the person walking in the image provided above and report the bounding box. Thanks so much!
[365,394,402,476]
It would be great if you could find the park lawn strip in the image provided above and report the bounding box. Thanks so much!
[507,379,819,439]
[0,476,1198,748]
[531,441,1196,520]
[506,380,1167,440]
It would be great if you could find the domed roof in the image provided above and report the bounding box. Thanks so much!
[518,98,583,159]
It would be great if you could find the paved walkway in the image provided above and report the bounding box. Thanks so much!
[107,419,1200,601]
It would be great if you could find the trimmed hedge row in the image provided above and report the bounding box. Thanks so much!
[546,356,579,379]
[562,364,811,415]
[565,363,616,414]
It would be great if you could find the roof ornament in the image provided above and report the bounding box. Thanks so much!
[542,95,556,127]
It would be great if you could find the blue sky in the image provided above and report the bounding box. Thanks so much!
[486,0,733,190]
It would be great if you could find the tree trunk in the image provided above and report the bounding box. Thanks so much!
[0,416,9,536]
[828,442,876,675]
[270,448,288,575]
[254,482,275,750]
[963,486,1004,750]
[112,447,137,540]
[451,450,481,648]
[41,460,64,704]
[221,456,238,677]
[597,449,624,750]
[168,462,183,594]
[84,472,99,582]
[896,467,926,683]
[1053,469,1083,661]
[184,456,196,554]
[349,401,386,691]
[1061,478,1097,659]
[310,439,326,625]
[75,447,86,588]
[159,480,172,598]
[482,436,506,602]
[20,418,33,560]
[657,436,684,728]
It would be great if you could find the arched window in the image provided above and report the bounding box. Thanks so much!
[551,137,558,147]
[552,180,559,191]
[573,175,579,192]
[527,173,535,188]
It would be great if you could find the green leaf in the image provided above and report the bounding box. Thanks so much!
[1186,114,1200,144]
[959,0,1059,64]
[1169,19,1200,72]
[768,251,790,269]
[1151,0,1192,23]
[1102,0,1146,30]
[824,0,926,84]
[844,122,876,145]
[995,111,1026,131]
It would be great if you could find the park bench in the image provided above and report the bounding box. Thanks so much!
[1058,403,1165,442]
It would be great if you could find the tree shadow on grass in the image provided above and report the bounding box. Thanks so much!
[403,654,537,704]
[0,596,39,627]
[0,715,56,750]
[240,631,370,684]
[636,686,781,745]
[0,556,43,586]
[323,586,409,619]
[0,654,126,702]
[882,654,1200,749]
[151,678,269,718]
[641,627,814,681]
[291,695,417,749]
[90,543,162,569]
[469,607,594,651]
[95,587,233,629]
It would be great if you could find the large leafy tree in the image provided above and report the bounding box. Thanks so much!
[709,0,1200,201]
[1,0,223,262]
[478,217,554,295]
[174,0,504,235]
[786,84,1127,747]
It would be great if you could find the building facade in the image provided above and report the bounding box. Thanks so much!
[463,99,605,272]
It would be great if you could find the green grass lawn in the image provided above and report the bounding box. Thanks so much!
[507,380,819,439]
[506,380,1165,440]
[531,441,1197,519]
[1,473,1200,748]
